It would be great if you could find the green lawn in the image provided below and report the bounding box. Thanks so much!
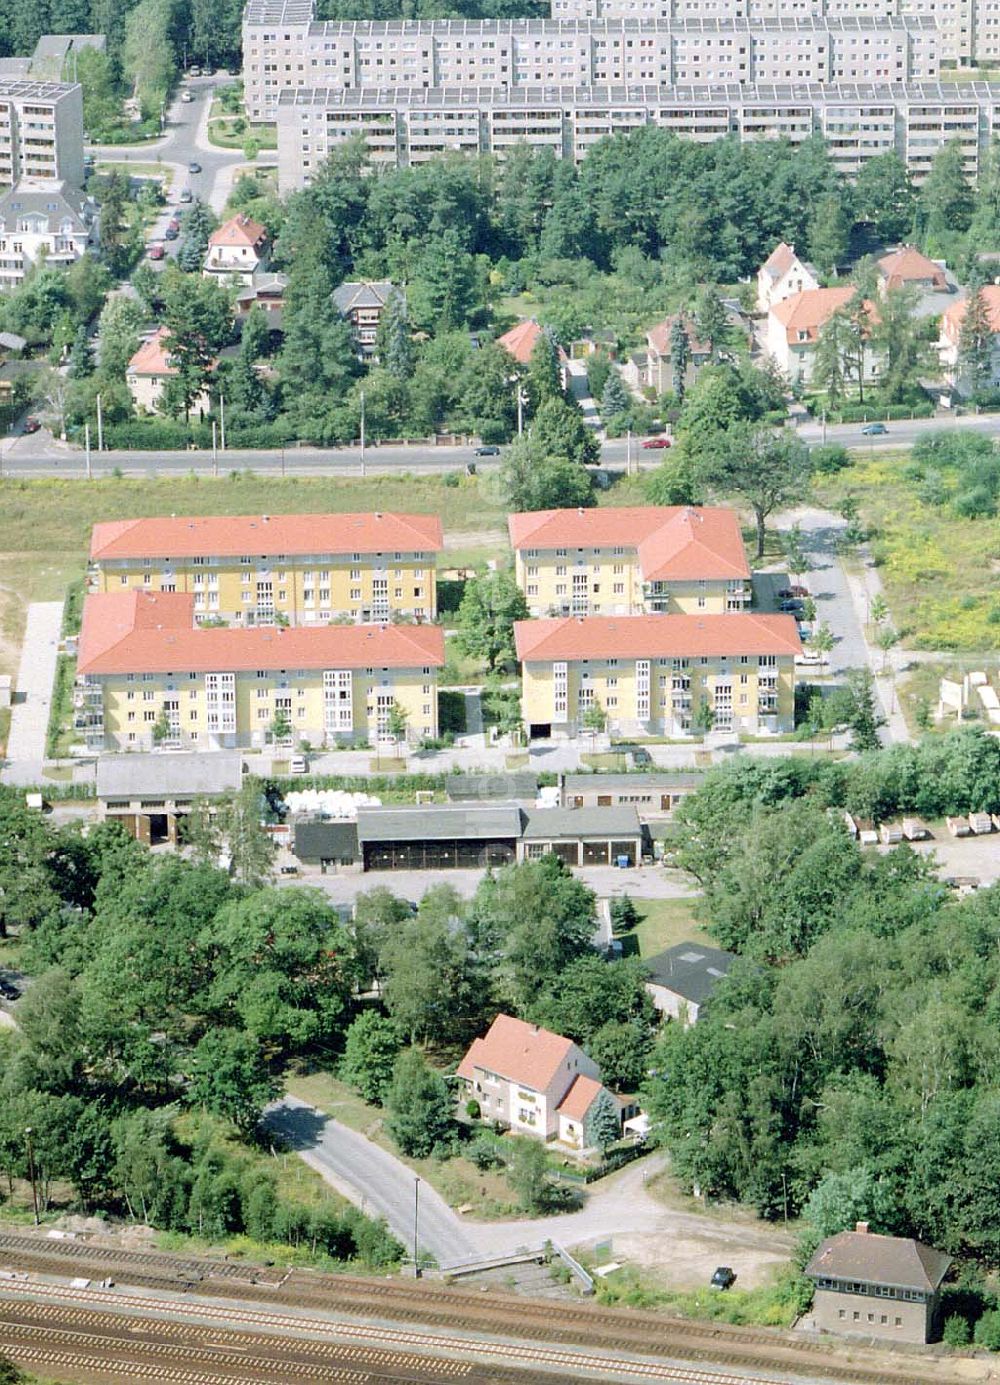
[617,897,706,959]
[814,452,1000,651]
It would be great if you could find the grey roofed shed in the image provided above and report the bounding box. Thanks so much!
[560,771,703,794]
[294,818,359,865]
[96,752,244,799]
[446,772,537,800]
[644,942,736,1007]
[805,1231,951,1293]
[520,805,642,839]
[357,803,523,842]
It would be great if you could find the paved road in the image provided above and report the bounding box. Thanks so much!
[5,603,64,763]
[796,411,1000,451]
[264,1096,481,1266]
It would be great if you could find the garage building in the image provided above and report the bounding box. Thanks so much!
[96,751,243,844]
[356,804,521,871]
[519,806,645,867]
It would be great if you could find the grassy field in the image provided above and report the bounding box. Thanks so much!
[814,452,1000,651]
[617,897,706,960]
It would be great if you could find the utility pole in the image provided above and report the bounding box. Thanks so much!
[626,428,632,476]
[413,1178,421,1278]
[84,421,91,480]
[212,420,218,477]
[96,392,103,452]
[281,446,285,477]
[517,387,524,436]
[25,1127,39,1225]
[359,389,366,478]
[219,393,226,451]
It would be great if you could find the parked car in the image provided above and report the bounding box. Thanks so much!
[147,243,165,260]
[178,187,193,203]
[164,226,178,241]
[711,1267,736,1290]
[167,217,181,232]
[188,160,201,173]
[779,598,803,614]
[777,584,809,599]
[180,90,194,103]
[289,755,308,775]
[474,445,500,456]
[861,422,888,436]
[23,416,40,434]
[641,436,672,449]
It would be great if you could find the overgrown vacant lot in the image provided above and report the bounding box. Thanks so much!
[815,451,1000,652]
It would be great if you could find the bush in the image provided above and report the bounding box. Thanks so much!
[811,444,851,474]
[942,1313,972,1347]
[465,1099,481,1121]
[974,1309,1000,1351]
[104,419,212,450]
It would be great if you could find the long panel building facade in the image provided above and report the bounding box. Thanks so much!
[245,7,937,120]
[276,80,1000,189]
[0,79,84,192]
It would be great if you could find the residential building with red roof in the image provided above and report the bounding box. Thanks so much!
[457,1014,618,1147]
[756,241,819,314]
[514,612,801,740]
[877,245,948,294]
[74,589,445,752]
[89,511,444,625]
[125,327,213,417]
[765,286,882,388]
[939,284,1000,396]
[496,318,568,386]
[508,505,751,618]
[203,213,270,285]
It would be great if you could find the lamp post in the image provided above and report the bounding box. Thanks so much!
[413,1177,421,1278]
[24,1127,39,1225]
[212,419,218,477]
[96,391,103,452]
[219,393,226,451]
[359,389,366,477]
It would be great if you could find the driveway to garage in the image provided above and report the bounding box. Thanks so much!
[5,601,63,767]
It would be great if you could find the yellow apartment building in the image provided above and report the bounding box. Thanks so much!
[75,591,445,752]
[508,506,752,619]
[514,613,801,740]
[89,511,443,625]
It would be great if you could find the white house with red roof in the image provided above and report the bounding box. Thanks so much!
[939,284,1000,395]
[756,242,819,314]
[202,213,269,286]
[457,1013,618,1147]
[877,245,948,295]
[125,327,213,417]
[765,286,882,387]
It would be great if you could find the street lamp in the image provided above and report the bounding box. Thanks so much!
[413,1177,421,1278]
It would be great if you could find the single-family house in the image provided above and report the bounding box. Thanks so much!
[939,285,1000,395]
[0,178,99,292]
[235,271,288,333]
[457,1013,619,1147]
[642,314,710,394]
[877,245,948,294]
[125,327,213,417]
[756,242,819,314]
[202,213,269,286]
[644,942,736,1024]
[496,318,568,387]
[805,1223,951,1344]
[765,286,881,388]
[332,280,404,360]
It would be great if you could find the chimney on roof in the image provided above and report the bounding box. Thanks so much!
[262,514,270,522]
[855,1221,870,1235]
[375,511,382,519]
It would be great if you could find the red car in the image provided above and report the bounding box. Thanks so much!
[641,436,672,449]
[23,416,40,434]
[778,584,810,599]
[147,243,165,260]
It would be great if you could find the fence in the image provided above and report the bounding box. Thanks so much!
[551,1141,647,1186]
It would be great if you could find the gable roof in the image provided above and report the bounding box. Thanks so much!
[208,213,269,252]
[770,286,857,345]
[877,245,947,291]
[457,1014,577,1092]
[97,751,243,799]
[332,280,402,313]
[942,284,1000,340]
[89,511,443,561]
[495,318,569,366]
[77,591,445,676]
[126,327,177,377]
[507,506,749,583]
[647,313,710,359]
[0,177,93,234]
[761,241,798,279]
[556,1073,606,1121]
[805,1230,951,1293]
[645,942,737,1005]
[514,613,801,663]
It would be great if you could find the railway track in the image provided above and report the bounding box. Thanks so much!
[0,1230,962,1385]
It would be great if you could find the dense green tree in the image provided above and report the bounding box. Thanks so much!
[872,286,928,404]
[67,324,93,379]
[806,193,850,277]
[455,568,529,672]
[498,433,593,511]
[670,316,691,401]
[958,266,994,398]
[408,229,480,332]
[525,329,564,409]
[918,140,974,250]
[531,395,599,465]
[384,1048,454,1158]
[340,1012,402,1106]
[506,1137,552,1211]
[600,370,629,423]
[121,0,175,120]
[187,1029,279,1135]
[0,788,60,937]
[374,292,414,378]
[845,669,885,752]
[698,423,813,558]
[378,886,483,1045]
[851,153,916,243]
[693,287,731,362]
[161,270,232,421]
[585,1088,623,1154]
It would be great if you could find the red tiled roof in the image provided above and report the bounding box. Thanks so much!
[647,314,710,359]
[556,1074,606,1121]
[878,245,947,291]
[507,506,749,582]
[761,241,797,279]
[208,214,268,251]
[496,319,566,366]
[77,591,445,676]
[770,286,857,345]
[457,1014,576,1091]
[90,511,444,561]
[126,326,176,377]
[514,613,802,662]
[942,284,1000,341]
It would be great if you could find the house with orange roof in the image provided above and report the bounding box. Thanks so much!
[125,327,213,417]
[939,284,1000,395]
[496,318,568,386]
[508,506,751,618]
[765,286,882,387]
[877,245,948,295]
[202,213,269,286]
[514,612,801,740]
[457,1013,619,1147]
[88,510,443,625]
[74,589,445,752]
[756,241,819,314]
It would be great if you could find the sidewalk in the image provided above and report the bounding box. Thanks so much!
[5,602,64,765]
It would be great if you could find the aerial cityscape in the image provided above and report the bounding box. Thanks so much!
[1,0,1000,1381]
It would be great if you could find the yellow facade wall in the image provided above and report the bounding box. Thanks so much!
[93,552,438,624]
[83,665,438,752]
[520,654,795,738]
[513,549,746,616]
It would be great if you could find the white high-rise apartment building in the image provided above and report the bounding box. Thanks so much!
[0,80,84,192]
[243,2,937,121]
